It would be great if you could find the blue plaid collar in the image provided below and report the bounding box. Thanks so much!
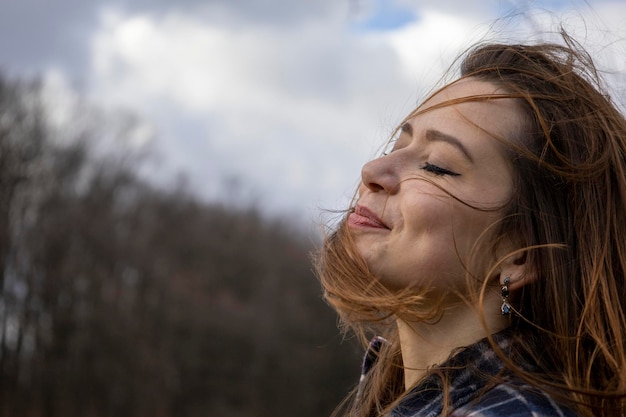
[390,332,513,417]
[359,331,514,417]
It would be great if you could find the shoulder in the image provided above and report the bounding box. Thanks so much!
[451,382,579,417]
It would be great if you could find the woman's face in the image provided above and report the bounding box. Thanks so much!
[348,78,524,294]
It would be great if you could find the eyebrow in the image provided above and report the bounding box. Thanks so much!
[401,123,474,163]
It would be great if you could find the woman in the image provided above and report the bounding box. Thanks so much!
[315,33,626,417]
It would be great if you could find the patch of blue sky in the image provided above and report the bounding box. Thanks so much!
[350,0,418,32]
[530,0,579,10]
[513,0,576,10]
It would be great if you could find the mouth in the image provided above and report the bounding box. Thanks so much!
[347,205,390,230]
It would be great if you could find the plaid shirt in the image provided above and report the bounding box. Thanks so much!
[360,332,579,417]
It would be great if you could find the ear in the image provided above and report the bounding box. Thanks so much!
[498,248,538,291]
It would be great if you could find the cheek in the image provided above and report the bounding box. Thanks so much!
[403,191,455,233]
[449,207,502,258]
[394,194,459,271]
[403,190,498,262]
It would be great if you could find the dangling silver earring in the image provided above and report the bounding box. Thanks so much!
[501,277,511,315]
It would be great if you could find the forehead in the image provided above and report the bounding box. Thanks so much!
[416,78,525,140]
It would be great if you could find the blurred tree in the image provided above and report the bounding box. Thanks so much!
[0,73,359,417]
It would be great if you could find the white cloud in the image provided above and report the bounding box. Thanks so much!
[384,10,491,88]
[87,8,419,216]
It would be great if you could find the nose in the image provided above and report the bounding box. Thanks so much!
[360,155,400,194]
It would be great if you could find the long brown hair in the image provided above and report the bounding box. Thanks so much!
[315,32,626,417]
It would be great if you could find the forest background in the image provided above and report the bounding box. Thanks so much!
[0,75,359,417]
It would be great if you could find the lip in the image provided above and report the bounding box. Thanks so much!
[347,205,390,230]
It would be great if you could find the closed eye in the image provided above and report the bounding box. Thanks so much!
[422,162,460,177]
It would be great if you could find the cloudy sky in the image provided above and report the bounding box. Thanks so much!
[2,0,626,224]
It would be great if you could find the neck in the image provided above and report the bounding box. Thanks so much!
[397,301,508,390]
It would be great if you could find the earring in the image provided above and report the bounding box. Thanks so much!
[501,277,511,315]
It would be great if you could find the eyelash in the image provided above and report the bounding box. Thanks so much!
[381,146,460,177]
[421,162,460,177]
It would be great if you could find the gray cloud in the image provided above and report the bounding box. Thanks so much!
[0,1,100,75]
[0,0,342,76]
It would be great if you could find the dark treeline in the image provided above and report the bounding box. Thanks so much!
[0,74,360,417]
